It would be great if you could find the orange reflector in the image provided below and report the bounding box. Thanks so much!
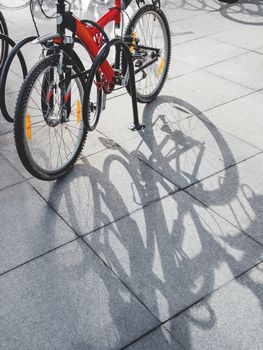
[77,100,81,124]
[158,57,165,77]
[25,114,32,141]
[130,32,137,53]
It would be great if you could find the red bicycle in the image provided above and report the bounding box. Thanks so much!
[14,0,171,180]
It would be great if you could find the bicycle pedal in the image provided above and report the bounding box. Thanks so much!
[129,123,145,131]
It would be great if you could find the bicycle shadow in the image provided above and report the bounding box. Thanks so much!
[33,95,263,348]
[219,0,263,25]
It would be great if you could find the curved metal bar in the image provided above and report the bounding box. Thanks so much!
[0,33,16,74]
[0,35,36,122]
[83,37,144,131]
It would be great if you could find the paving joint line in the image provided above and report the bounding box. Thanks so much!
[0,177,28,193]
[198,86,263,114]
[119,322,187,350]
[168,87,263,131]
[210,36,263,54]
[201,67,262,91]
[171,20,239,48]
[30,184,83,237]
[0,130,13,136]
[0,237,79,278]
[0,151,34,182]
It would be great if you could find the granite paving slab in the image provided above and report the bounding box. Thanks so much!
[186,152,263,245]
[160,70,252,114]
[199,90,263,149]
[0,182,77,275]
[174,36,247,70]
[170,10,239,46]
[165,260,263,350]
[0,240,158,350]
[85,190,263,322]
[210,25,263,51]
[205,51,263,90]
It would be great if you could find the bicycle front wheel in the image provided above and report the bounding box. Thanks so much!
[14,54,87,181]
[124,5,171,103]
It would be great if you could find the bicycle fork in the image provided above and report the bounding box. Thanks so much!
[58,44,72,122]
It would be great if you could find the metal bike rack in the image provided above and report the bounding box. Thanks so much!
[83,37,145,131]
[0,35,37,122]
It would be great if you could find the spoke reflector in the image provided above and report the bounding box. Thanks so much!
[158,57,164,77]
[77,99,81,124]
[25,114,32,141]
[130,32,137,53]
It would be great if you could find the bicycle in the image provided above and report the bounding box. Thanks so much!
[14,0,171,181]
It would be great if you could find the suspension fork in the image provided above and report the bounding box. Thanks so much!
[59,39,73,120]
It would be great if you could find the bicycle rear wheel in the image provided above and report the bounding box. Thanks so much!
[14,54,87,180]
[124,5,171,103]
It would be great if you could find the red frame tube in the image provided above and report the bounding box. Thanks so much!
[74,0,122,84]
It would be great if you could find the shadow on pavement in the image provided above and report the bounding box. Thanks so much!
[39,95,263,348]
[219,0,263,25]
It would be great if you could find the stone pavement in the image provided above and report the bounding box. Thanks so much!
[0,0,263,349]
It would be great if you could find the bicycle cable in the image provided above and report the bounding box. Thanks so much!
[29,0,72,37]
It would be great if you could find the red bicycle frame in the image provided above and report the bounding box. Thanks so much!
[62,0,123,86]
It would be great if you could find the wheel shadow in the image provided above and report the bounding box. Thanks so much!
[219,0,263,25]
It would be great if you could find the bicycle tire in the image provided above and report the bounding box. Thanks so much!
[0,36,34,122]
[0,11,8,66]
[14,54,87,181]
[123,5,171,103]
[0,11,7,35]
